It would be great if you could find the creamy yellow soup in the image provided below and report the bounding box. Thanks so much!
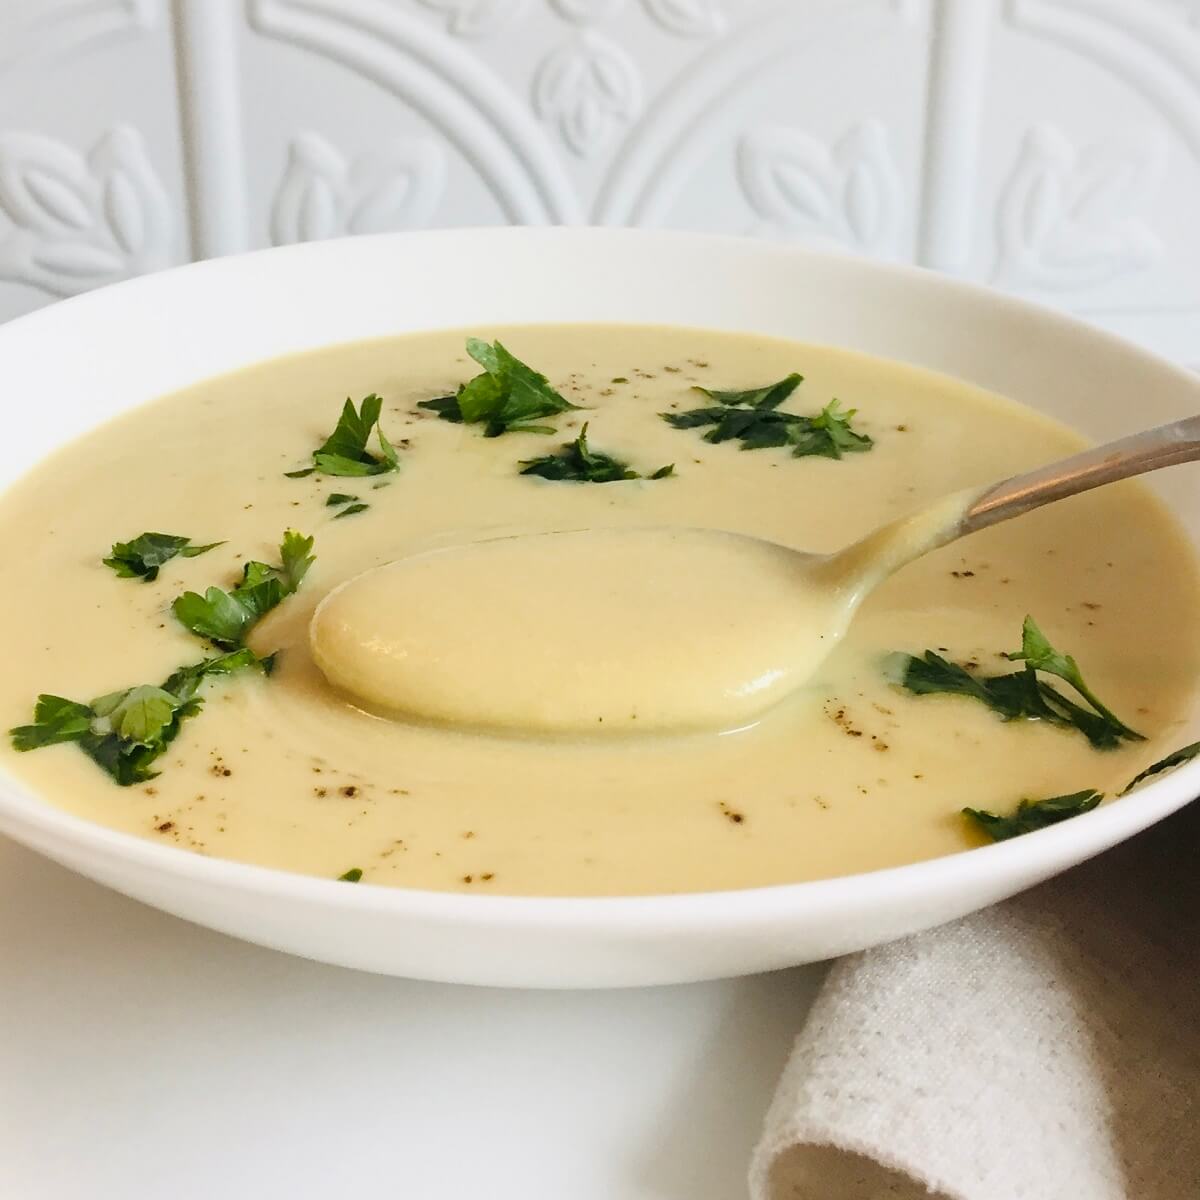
[1,325,1197,895]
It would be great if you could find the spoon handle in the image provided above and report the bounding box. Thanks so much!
[962,414,1200,534]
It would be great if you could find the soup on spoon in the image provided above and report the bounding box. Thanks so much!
[311,526,846,733]
[308,512,966,735]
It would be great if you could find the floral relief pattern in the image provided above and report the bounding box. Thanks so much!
[0,0,1195,367]
[270,133,447,245]
[992,124,1166,291]
[737,121,904,256]
[641,0,724,37]
[0,0,160,69]
[414,0,529,37]
[552,0,625,22]
[533,32,641,157]
[417,0,723,35]
[0,125,172,296]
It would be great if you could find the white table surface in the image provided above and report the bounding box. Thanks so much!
[0,834,825,1200]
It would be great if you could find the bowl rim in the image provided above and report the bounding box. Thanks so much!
[0,224,1198,926]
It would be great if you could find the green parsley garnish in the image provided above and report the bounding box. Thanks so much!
[894,616,1143,750]
[1121,741,1200,794]
[1003,616,1142,741]
[960,737,1200,839]
[417,338,579,437]
[103,532,223,582]
[964,789,1103,841]
[9,648,271,785]
[789,400,874,459]
[337,867,364,883]
[286,395,398,477]
[662,373,804,449]
[173,530,315,651]
[519,423,673,483]
[11,695,93,750]
[693,375,805,410]
[663,374,872,459]
[325,493,369,518]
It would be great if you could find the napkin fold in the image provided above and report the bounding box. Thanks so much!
[750,800,1200,1200]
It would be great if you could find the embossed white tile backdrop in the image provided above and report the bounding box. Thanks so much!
[0,0,1198,363]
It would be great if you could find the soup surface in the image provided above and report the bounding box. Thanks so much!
[1,325,1197,895]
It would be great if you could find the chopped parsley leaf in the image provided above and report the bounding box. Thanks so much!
[9,648,271,785]
[416,395,461,424]
[693,373,804,410]
[963,735,1200,836]
[288,395,398,477]
[1121,741,1200,794]
[1005,615,1143,742]
[337,867,364,882]
[418,338,579,437]
[519,423,673,483]
[10,695,93,750]
[788,400,873,460]
[325,493,369,518]
[103,532,223,582]
[663,374,872,460]
[964,789,1103,841]
[893,616,1142,750]
[173,530,314,650]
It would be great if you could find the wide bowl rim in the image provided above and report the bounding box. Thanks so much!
[0,224,1197,931]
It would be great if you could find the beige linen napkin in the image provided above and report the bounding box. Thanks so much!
[750,799,1200,1200]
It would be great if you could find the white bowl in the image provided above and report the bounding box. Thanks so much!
[0,228,1197,989]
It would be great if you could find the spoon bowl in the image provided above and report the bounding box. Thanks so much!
[310,526,846,734]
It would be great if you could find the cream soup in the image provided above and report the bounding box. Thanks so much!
[1,325,1197,895]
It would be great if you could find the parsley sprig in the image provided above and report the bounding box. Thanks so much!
[104,532,223,582]
[173,530,315,651]
[1121,741,1200,794]
[13,532,312,782]
[418,338,579,437]
[895,616,1143,750]
[963,738,1200,842]
[1003,617,1142,741]
[326,493,368,518]
[286,395,398,478]
[519,423,673,483]
[662,374,873,459]
[693,375,805,410]
[964,789,1103,841]
[790,401,873,459]
[10,649,271,785]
